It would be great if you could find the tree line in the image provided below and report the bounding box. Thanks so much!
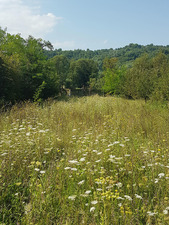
[1,27,169,107]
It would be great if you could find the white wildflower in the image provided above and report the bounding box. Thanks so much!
[135,194,143,199]
[85,190,91,194]
[40,170,45,174]
[71,168,77,171]
[68,195,77,200]
[78,180,85,185]
[117,197,124,200]
[119,144,125,147]
[108,144,114,147]
[109,155,116,159]
[155,179,159,183]
[116,182,123,188]
[158,173,165,178]
[125,154,130,157]
[96,188,102,191]
[163,209,168,215]
[64,167,71,170]
[79,158,85,162]
[113,141,120,145]
[1,153,7,156]
[95,159,101,163]
[69,160,78,164]
[97,152,102,155]
[92,150,98,153]
[34,168,40,171]
[124,195,132,201]
[90,207,96,212]
[147,211,157,216]
[91,200,98,205]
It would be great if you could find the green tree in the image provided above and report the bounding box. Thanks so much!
[151,53,169,101]
[102,58,125,95]
[49,55,70,89]
[124,54,155,100]
[69,59,98,89]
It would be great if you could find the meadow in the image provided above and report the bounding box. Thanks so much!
[1,95,169,224]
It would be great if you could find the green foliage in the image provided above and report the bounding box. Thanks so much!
[102,58,126,95]
[49,55,70,89]
[69,59,99,89]
[1,26,169,104]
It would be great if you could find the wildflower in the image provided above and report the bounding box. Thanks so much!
[95,159,101,163]
[124,195,132,201]
[64,167,71,170]
[85,190,91,194]
[68,195,77,200]
[97,152,102,155]
[34,168,40,171]
[117,197,124,200]
[135,194,143,199]
[69,160,78,164]
[163,209,168,215]
[108,144,114,147]
[158,173,165,178]
[78,180,85,185]
[147,211,157,216]
[119,144,124,147]
[113,141,120,145]
[116,182,122,188]
[71,168,77,171]
[96,188,102,191]
[109,155,116,158]
[93,149,98,153]
[1,153,7,156]
[79,158,85,162]
[91,200,98,205]
[40,170,45,174]
[90,207,96,212]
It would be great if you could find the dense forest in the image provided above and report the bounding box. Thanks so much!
[1,27,169,107]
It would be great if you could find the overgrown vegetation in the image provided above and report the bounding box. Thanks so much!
[1,96,169,224]
[1,27,169,107]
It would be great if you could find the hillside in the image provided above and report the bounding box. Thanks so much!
[44,43,169,67]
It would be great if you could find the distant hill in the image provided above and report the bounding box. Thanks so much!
[44,43,169,68]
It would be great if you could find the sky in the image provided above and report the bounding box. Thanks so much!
[0,0,169,50]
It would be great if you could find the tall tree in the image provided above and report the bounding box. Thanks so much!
[69,59,98,89]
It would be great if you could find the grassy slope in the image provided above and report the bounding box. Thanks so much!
[1,96,169,224]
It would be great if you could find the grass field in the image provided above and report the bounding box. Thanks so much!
[1,95,169,224]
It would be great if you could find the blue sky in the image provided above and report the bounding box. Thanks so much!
[0,0,169,50]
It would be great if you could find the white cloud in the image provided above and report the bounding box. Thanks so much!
[0,0,62,39]
[53,40,75,50]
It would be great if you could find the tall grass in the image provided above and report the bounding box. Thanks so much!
[1,95,169,224]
